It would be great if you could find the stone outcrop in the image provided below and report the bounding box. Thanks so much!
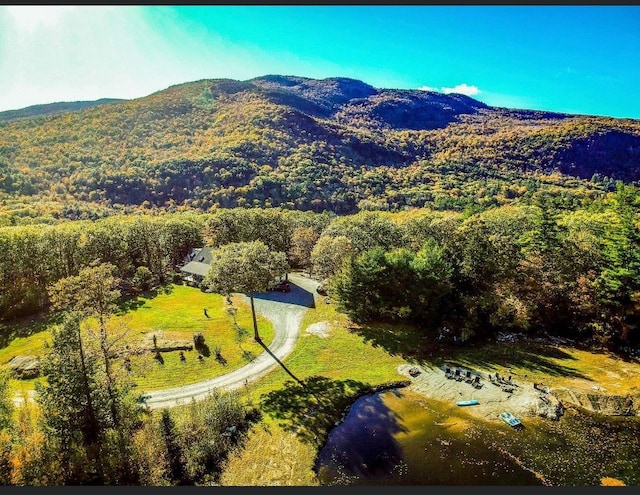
[551,387,638,416]
[154,341,194,353]
[534,392,565,420]
[8,355,40,379]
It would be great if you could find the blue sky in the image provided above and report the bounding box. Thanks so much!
[0,5,639,118]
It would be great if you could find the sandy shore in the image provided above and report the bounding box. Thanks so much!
[397,363,561,423]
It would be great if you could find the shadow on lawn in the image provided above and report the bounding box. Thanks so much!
[351,322,590,381]
[115,284,176,315]
[260,375,370,447]
[0,311,63,349]
[256,338,304,386]
[441,343,591,381]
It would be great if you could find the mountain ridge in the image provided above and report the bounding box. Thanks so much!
[0,74,638,218]
[0,98,125,122]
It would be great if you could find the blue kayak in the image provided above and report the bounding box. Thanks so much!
[499,411,522,427]
[456,399,479,406]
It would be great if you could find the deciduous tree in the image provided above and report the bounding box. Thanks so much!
[202,241,288,340]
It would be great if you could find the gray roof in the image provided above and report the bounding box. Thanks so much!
[180,261,211,277]
[184,246,214,265]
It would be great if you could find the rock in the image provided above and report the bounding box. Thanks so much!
[535,393,564,420]
[111,340,193,358]
[8,355,40,379]
[584,393,636,416]
[552,387,638,416]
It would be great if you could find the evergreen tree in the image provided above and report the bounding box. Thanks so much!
[45,265,142,484]
[36,312,106,484]
[160,410,189,485]
[0,370,13,485]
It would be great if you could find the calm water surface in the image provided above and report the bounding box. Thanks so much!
[314,388,640,486]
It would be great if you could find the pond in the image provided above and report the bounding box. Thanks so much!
[314,388,640,486]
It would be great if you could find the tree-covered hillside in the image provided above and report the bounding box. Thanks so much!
[0,75,639,222]
[0,98,124,123]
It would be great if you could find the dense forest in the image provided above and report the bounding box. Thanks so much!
[2,191,638,348]
[0,98,124,123]
[1,75,639,225]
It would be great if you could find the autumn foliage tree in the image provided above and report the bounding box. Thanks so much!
[44,263,142,484]
[202,241,289,340]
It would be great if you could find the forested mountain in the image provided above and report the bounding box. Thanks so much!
[0,98,124,123]
[1,74,639,222]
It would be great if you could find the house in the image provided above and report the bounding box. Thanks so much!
[180,247,214,286]
[180,246,289,291]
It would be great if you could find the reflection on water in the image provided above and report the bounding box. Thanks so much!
[314,388,640,486]
[314,393,408,484]
[314,388,541,485]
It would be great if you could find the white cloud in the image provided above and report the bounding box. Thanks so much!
[419,83,481,96]
[441,83,480,96]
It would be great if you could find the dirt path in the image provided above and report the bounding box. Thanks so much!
[141,272,319,410]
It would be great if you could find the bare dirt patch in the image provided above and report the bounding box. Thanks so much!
[398,363,563,424]
[306,321,330,338]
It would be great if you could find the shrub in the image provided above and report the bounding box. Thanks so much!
[133,266,155,291]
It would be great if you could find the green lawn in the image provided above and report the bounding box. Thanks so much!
[118,285,274,391]
[1,284,275,394]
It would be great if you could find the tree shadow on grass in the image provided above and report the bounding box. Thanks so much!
[116,296,147,315]
[260,375,373,447]
[0,311,63,349]
[195,342,211,358]
[256,338,303,385]
[351,322,591,381]
[350,321,434,362]
[115,284,175,315]
[438,342,591,381]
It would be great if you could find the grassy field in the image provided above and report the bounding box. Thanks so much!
[113,285,274,391]
[0,284,275,394]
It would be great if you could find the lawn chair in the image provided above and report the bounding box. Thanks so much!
[454,368,462,381]
[472,376,482,389]
[464,370,473,383]
[444,366,453,378]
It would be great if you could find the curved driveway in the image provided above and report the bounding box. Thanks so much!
[142,272,319,410]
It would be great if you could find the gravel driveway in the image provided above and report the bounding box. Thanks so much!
[142,272,320,410]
